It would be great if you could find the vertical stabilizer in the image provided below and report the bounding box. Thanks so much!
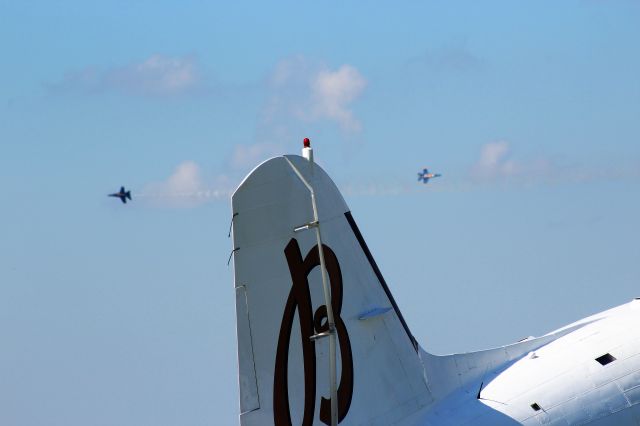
[231,155,433,425]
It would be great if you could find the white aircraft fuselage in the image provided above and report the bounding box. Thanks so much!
[414,300,640,425]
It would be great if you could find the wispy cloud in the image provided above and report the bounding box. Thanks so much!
[230,143,282,171]
[311,65,367,131]
[471,141,518,179]
[470,141,552,183]
[51,54,206,97]
[261,57,367,134]
[157,161,204,195]
[467,141,640,186]
[409,43,483,73]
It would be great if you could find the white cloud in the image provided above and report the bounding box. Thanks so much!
[261,57,367,134]
[106,54,201,96]
[311,65,367,132]
[162,161,204,194]
[471,141,518,178]
[53,54,204,97]
[470,141,552,183]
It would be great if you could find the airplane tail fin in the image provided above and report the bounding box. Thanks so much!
[125,191,132,201]
[231,155,433,426]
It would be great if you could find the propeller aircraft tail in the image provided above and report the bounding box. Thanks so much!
[230,155,433,425]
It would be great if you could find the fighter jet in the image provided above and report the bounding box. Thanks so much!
[417,168,441,184]
[108,186,132,204]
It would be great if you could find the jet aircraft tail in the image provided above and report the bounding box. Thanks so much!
[231,155,433,425]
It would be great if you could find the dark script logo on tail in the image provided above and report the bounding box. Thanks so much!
[274,239,354,426]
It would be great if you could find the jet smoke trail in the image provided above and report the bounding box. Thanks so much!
[133,189,232,200]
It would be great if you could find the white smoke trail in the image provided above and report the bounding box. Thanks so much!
[137,161,236,207]
[339,177,462,197]
[134,189,232,200]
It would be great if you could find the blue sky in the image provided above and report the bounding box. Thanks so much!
[1,1,639,425]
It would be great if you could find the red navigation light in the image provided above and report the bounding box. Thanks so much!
[303,137,311,148]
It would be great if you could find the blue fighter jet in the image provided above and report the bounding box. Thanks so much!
[417,168,441,184]
[108,186,132,204]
